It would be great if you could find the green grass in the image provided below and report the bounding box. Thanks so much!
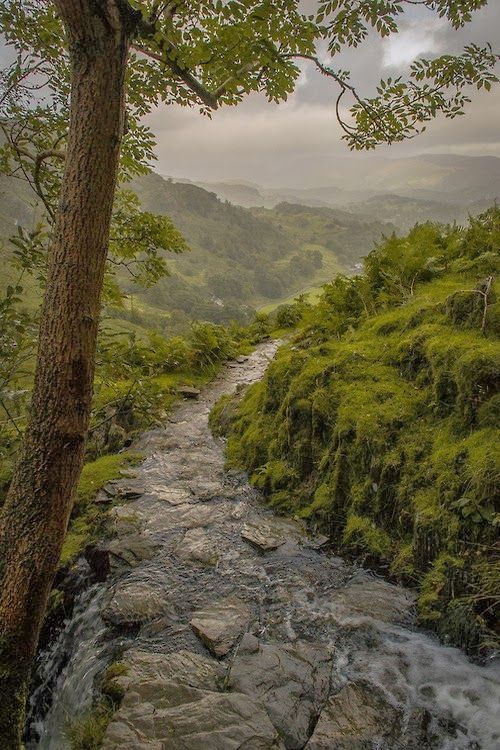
[259,285,324,314]
[213,211,500,652]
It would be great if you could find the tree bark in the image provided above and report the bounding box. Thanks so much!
[0,2,134,745]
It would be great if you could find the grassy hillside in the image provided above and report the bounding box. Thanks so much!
[123,173,394,329]
[251,202,395,272]
[212,209,500,653]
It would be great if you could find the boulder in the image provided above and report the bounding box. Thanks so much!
[190,597,250,656]
[305,681,400,750]
[328,579,415,626]
[229,635,332,749]
[88,534,158,577]
[241,518,302,552]
[102,581,168,627]
[149,486,192,506]
[175,528,219,566]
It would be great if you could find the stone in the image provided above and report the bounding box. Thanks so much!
[152,692,283,749]
[328,579,415,626]
[229,637,332,749]
[188,480,224,501]
[304,681,400,750]
[178,385,201,399]
[190,597,250,657]
[241,517,301,552]
[84,544,110,581]
[149,486,192,505]
[145,502,218,533]
[106,534,158,572]
[102,581,168,627]
[107,506,141,536]
[103,482,120,497]
[103,692,282,750]
[114,649,225,694]
[102,649,283,750]
[94,490,113,505]
[305,534,330,550]
[175,528,219,566]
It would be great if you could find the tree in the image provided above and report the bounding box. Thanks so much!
[0,0,498,744]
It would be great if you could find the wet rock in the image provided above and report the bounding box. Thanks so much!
[102,581,168,627]
[241,517,301,552]
[305,534,330,550]
[175,528,219,566]
[102,481,120,497]
[149,486,192,505]
[102,649,282,750]
[188,479,224,501]
[115,649,225,693]
[85,544,111,581]
[178,385,201,399]
[146,502,226,533]
[191,597,250,656]
[121,484,145,500]
[103,691,282,750]
[94,490,113,505]
[105,535,158,572]
[305,681,400,750]
[328,579,416,626]
[154,692,283,749]
[107,506,141,536]
[229,635,332,749]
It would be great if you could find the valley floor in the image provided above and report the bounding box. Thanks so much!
[30,344,500,750]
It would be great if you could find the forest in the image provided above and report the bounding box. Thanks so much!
[0,1,499,749]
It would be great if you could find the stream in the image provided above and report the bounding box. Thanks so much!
[27,341,500,749]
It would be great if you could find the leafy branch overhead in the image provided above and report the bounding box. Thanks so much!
[1,1,498,188]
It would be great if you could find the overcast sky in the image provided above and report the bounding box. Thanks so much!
[146,1,500,188]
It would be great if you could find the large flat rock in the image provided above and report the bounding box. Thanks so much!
[304,681,400,750]
[229,635,332,749]
[102,649,283,750]
[190,597,250,657]
[328,579,415,626]
[145,502,228,533]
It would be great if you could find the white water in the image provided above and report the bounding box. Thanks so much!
[28,586,109,749]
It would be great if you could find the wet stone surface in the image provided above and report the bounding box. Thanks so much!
[32,342,500,750]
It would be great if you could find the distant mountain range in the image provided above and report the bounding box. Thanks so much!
[171,153,500,231]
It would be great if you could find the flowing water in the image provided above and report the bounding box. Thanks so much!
[27,342,500,749]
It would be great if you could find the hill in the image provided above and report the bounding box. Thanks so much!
[0,170,394,335]
[212,208,500,653]
[122,173,394,330]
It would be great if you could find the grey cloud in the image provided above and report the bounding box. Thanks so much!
[148,2,500,186]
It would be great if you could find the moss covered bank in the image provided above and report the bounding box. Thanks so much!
[211,209,500,653]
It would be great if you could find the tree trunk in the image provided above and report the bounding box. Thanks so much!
[0,2,133,745]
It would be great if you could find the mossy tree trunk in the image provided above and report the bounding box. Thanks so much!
[0,1,135,745]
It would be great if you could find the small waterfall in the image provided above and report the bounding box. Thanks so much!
[26,585,109,750]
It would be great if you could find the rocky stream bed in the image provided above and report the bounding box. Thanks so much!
[27,341,500,749]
